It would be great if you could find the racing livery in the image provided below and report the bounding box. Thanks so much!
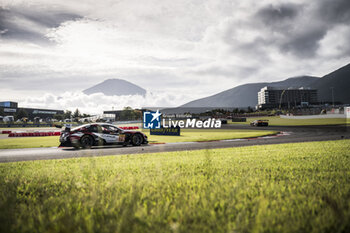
[59,123,148,149]
[250,120,269,127]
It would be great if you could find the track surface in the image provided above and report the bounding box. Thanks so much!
[0,125,349,163]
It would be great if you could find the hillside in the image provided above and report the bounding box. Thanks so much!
[181,63,350,107]
[311,63,350,103]
[181,76,319,108]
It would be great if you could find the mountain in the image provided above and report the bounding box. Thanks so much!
[181,76,319,108]
[83,79,146,96]
[311,63,350,104]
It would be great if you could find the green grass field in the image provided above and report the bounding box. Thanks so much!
[230,116,350,126]
[0,130,277,149]
[143,129,277,143]
[0,136,61,149]
[0,140,349,233]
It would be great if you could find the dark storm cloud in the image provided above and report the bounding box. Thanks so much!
[317,0,350,24]
[0,6,81,44]
[281,28,327,57]
[256,3,299,25]
[255,3,317,58]
[253,1,350,58]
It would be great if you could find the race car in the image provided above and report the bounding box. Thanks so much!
[250,120,269,127]
[59,123,148,149]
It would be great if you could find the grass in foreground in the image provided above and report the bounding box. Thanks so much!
[0,140,350,233]
[143,129,278,143]
[0,130,277,149]
[0,136,60,149]
[230,116,349,126]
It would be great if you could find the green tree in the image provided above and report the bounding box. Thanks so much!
[53,114,64,121]
[233,108,239,114]
[73,108,81,118]
[16,109,28,120]
[64,110,72,119]
[121,106,137,120]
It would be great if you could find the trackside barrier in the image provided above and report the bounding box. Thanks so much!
[7,127,139,137]
[8,131,61,137]
[1,131,12,134]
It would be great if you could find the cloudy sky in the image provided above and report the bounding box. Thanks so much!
[0,0,350,113]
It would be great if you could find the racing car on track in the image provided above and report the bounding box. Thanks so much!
[59,123,148,149]
[250,119,269,127]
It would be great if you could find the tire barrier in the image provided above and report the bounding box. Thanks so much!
[8,131,61,137]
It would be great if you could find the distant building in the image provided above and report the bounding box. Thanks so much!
[103,110,123,121]
[0,101,64,120]
[257,86,318,109]
[103,109,142,121]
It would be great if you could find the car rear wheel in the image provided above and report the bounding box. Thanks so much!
[131,134,143,146]
[80,135,94,149]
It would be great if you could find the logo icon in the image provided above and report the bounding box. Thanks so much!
[143,110,162,129]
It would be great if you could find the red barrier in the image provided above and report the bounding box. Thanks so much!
[1,131,11,134]
[7,131,61,137]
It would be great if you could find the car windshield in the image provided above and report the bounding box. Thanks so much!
[70,124,90,131]
[104,124,121,132]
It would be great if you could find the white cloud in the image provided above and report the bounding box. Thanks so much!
[318,25,350,58]
[0,0,350,110]
[20,91,194,114]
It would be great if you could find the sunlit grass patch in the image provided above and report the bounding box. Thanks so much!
[0,140,349,232]
[230,116,349,126]
[145,129,278,143]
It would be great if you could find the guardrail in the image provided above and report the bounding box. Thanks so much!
[8,132,61,137]
[0,124,54,128]
[280,114,347,119]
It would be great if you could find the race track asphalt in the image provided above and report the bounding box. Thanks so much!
[0,124,349,163]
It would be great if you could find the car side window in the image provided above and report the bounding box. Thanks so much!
[101,125,110,134]
[109,125,120,134]
[88,125,98,133]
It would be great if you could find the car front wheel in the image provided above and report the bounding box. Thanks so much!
[131,134,143,146]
